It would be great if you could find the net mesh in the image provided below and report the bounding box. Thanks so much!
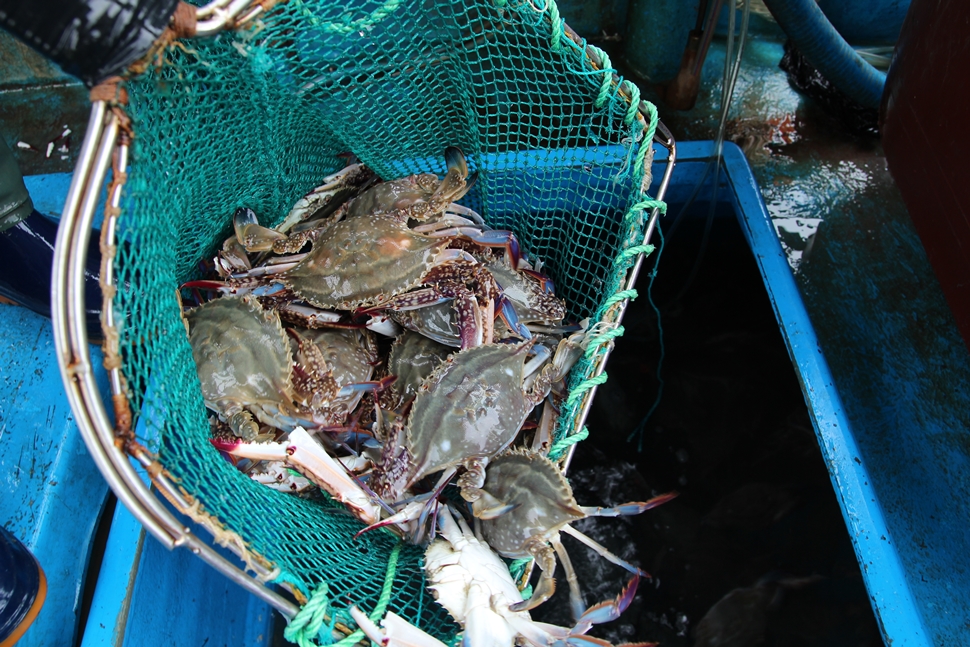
[109,0,661,642]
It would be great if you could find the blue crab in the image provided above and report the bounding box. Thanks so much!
[383,330,453,409]
[190,148,520,349]
[471,449,678,618]
[351,506,650,647]
[365,332,587,538]
[185,295,386,439]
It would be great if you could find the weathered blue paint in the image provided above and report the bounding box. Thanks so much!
[79,496,147,647]
[120,518,276,647]
[80,411,275,647]
[653,141,970,646]
[765,148,970,644]
[0,304,111,647]
[81,499,275,647]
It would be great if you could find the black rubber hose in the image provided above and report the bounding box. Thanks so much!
[0,0,180,87]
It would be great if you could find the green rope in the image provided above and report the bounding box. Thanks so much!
[634,102,661,180]
[284,542,404,647]
[622,81,640,126]
[548,1,562,51]
[273,568,311,598]
[294,0,404,34]
[284,583,331,647]
[588,44,614,109]
[629,199,668,217]
[603,289,638,309]
[615,243,655,265]
[565,372,608,408]
[548,425,589,460]
[584,325,624,359]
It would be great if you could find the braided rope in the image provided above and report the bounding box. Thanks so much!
[548,1,562,50]
[284,542,404,647]
[548,425,590,461]
[603,289,638,308]
[584,325,625,359]
[565,372,608,408]
[294,0,404,34]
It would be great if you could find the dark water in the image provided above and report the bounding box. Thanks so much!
[529,204,883,647]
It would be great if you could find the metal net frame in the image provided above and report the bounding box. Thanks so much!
[52,0,674,644]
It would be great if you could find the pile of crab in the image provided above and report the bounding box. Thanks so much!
[181,148,674,647]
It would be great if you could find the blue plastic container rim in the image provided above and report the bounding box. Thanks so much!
[670,140,929,646]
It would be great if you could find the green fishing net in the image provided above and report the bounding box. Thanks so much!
[109,0,664,642]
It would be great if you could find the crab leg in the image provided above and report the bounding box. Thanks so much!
[233,207,289,252]
[560,525,646,577]
[578,491,679,519]
[510,540,560,613]
[508,576,652,647]
[552,536,587,622]
[181,277,289,297]
[531,396,559,455]
[498,296,532,340]
[441,203,485,225]
[278,163,375,232]
[276,302,345,328]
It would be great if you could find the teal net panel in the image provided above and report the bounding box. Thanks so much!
[108,0,664,642]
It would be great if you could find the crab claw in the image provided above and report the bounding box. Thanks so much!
[498,295,532,340]
[429,146,474,205]
[354,500,427,538]
[234,207,288,252]
[349,606,449,647]
[180,278,287,298]
[214,427,382,524]
[573,575,639,632]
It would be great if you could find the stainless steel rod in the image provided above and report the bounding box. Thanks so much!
[53,103,302,621]
[563,134,677,473]
[55,110,180,547]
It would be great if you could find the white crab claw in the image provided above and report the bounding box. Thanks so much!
[225,427,381,524]
[349,606,449,647]
[366,314,403,338]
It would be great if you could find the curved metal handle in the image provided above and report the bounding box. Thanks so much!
[195,0,267,36]
[51,101,299,620]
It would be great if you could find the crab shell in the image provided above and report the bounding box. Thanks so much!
[386,331,453,407]
[186,296,376,437]
[478,449,585,559]
[391,301,462,347]
[283,212,454,310]
[486,259,566,326]
[281,148,474,311]
[186,295,295,440]
[403,341,540,489]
